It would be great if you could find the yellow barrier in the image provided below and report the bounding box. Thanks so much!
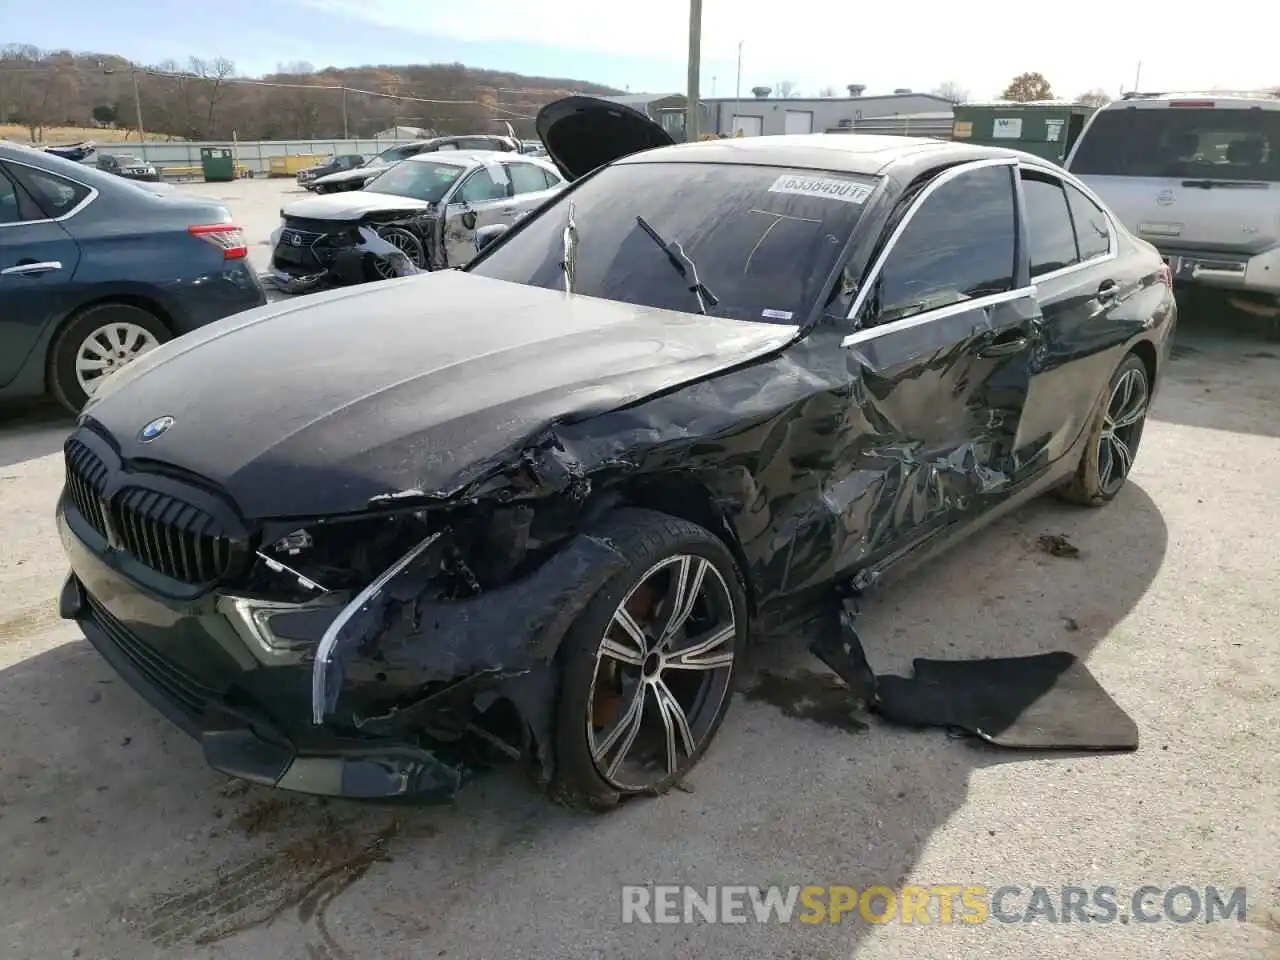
[159,163,253,181]
[267,155,327,177]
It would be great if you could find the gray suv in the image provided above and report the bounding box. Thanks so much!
[1066,92,1280,316]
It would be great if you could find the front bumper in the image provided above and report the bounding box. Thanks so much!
[56,507,472,800]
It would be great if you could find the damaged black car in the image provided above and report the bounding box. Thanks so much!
[268,151,565,293]
[57,95,1175,808]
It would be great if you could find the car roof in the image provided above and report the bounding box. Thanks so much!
[618,133,1030,178]
[405,150,558,169]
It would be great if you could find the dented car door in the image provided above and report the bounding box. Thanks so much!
[442,162,515,267]
[826,159,1039,576]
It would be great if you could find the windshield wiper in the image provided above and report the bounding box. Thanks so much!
[634,215,719,314]
[561,201,577,294]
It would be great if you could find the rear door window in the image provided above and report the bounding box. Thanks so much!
[0,170,22,224]
[6,165,91,219]
[507,162,551,195]
[870,164,1017,326]
[1064,184,1111,261]
[1070,105,1280,182]
[1020,172,1079,276]
[456,166,507,203]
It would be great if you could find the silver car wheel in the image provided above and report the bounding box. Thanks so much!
[372,227,427,278]
[1097,365,1149,495]
[75,322,162,396]
[586,554,737,791]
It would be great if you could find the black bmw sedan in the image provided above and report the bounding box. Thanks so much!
[56,96,1175,808]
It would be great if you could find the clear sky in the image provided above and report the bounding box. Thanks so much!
[10,0,1279,101]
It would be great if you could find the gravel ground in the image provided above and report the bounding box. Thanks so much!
[0,187,1276,959]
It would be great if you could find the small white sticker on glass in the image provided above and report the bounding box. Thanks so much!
[767,174,873,205]
[762,308,794,320]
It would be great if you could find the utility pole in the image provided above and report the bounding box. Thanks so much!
[341,85,349,139]
[733,40,743,135]
[1133,61,1143,94]
[685,0,702,141]
[130,63,146,160]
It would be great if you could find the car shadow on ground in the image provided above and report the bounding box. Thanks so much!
[0,481,1167,959]
[0,401,72,470]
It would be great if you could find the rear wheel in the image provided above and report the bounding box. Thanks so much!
[1057,353,1150,506]
[48,302,170,413]
[551,509,746,811]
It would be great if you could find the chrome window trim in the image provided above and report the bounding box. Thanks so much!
[841,284,1038,348]
[1018,159,1119,283]
[0,156,100,229]
[842,157,1020,334]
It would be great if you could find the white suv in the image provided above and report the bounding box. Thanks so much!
[1065,92,1280,315]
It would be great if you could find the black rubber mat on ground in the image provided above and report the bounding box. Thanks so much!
[873,651,1139,751]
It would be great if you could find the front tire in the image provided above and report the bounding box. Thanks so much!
[48,303,170,413]
[551,509,747,811]
[1057,352,1150,506]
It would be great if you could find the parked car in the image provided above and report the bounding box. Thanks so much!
[269,151,564,293]
[1066,91,1280,317]
[56,95,1174,808]
[296,153,365,190]
[0,141,265,413]
[96,153,160,182]
[311,135,522,194]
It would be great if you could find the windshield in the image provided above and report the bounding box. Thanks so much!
[1071,106,1280,182]
[469,162,877,323]
[363,160,465,202]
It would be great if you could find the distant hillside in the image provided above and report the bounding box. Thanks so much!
[0,43,624,142]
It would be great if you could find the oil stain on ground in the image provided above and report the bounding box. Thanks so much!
[128,788,439,950]
[743,669,869,732]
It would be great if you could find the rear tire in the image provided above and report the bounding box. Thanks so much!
[48,303,170,414]
[1056,353,1150,507]
[550,509,747,812]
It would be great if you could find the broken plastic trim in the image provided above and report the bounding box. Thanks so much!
[311,532,443,724]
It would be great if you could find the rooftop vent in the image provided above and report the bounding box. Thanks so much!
[846,84,865,97]
[751,86,772,98]
[893,88,913,95]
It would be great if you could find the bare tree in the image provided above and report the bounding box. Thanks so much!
[190,56,236,136]
[1077,88,1112,108]
[932,80,969,104]
[776,79,798,98]
[1001,72,1054,102]
[0,45,81,140]
[818,85,837,97]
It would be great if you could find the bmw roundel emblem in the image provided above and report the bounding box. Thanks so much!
[138,416,175,442]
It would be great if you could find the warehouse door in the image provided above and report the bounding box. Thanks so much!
[784,110,814,135]
[731,115,763,137]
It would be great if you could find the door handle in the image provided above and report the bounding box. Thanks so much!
[1096,279,1120,302]
[1,260,62,277]
[977,327,1029,358]
[500,205,517,214]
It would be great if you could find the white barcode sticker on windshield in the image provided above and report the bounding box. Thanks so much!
[768,174,873,205]
[762,309,794,320]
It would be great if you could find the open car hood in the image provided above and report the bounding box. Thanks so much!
[535,95,675,181]
[282,192,433,221]
[314,166,382,186]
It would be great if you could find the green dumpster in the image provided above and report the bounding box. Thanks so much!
[200,146,236,183]
[950,102,1095,164]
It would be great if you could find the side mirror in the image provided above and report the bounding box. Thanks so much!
[461,209,479,231]
[474,223,510,253]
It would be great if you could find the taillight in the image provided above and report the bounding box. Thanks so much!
[1169,100,1214,108]
[1160,262,1173,287]
[189,223,248,260]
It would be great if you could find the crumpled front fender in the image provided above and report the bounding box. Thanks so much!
[310,530,628,726]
